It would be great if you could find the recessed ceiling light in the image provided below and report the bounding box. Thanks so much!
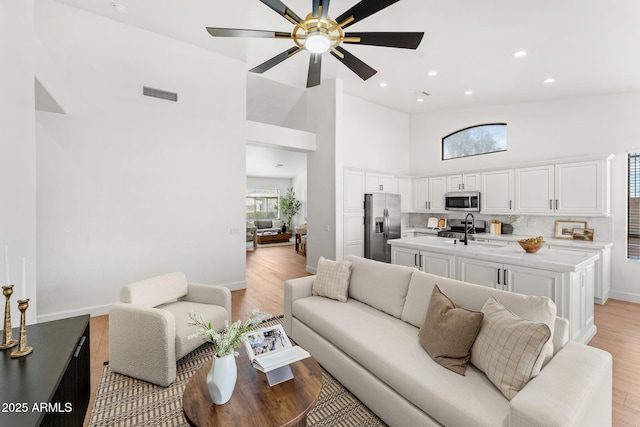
[417,98,424,102]
[543,78,556,84]
[112,3,126,13]
[379,82,388,87]
[514,51,527,57]
[427,71,438,77]
[464,90,473,95]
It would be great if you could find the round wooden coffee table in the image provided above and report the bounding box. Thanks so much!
[183,351,322,427]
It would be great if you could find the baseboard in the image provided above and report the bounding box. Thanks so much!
[608,290,640,304]
[37,303,111,323]
[306,266,317,274]
[37,281,248,323]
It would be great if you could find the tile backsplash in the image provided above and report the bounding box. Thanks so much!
[403,212,613,243]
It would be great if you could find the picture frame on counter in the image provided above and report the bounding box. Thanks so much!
[573,228,594,241]
[555,220,588,239]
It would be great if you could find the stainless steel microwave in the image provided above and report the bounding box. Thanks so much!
[444,191,480,211]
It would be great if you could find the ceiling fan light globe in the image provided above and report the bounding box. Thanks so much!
[304,32,331,54]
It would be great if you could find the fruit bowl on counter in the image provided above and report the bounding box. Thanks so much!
[518,236,545,253]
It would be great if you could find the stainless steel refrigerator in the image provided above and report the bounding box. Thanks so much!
[364,193,401,263]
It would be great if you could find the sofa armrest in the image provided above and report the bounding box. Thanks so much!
[284,276,315,335]
[109,303,177,387]
[509,341,612,427]
[181,283,231,323]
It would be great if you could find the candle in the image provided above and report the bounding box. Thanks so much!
[4,245,9,285]
[21,257,26,301]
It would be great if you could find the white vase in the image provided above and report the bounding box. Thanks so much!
[206,354,237,405]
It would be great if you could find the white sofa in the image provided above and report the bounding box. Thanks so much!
[109,272,231,387]
[284,255,612,427]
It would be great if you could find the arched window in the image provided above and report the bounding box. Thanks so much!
[442,123,507,160]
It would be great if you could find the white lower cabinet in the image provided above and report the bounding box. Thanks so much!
[391,247,455,278]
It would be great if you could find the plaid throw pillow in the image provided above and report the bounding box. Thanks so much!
[471,297,551,400]
[312,257,352,302]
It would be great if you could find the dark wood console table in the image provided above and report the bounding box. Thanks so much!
[0,315,90,427]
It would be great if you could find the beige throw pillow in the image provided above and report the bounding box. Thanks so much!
[471,297,551,400]
[312,257,352,302]
[418,285,484,375]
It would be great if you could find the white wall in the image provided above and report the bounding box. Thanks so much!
[343,95,410,175]
[410,92,640,302]
[34,0,247,321]
[0,0,38,325]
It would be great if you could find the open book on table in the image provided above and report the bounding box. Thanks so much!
[243,324,310,373]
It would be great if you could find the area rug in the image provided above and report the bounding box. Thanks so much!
[89,317,386,427]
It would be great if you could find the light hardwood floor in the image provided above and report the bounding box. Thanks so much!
[84,246,640,426]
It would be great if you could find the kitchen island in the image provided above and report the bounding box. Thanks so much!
[389,236,599,344]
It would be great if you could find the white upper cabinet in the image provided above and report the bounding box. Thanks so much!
[515,159,609,216]
[515,165,555,213]
[555,161,604,215]
[413,176,446,212]
[481,169,514,213]
[413,178,428,212]
[446,173,480,192]
[365,173,395,193]
[344,170,365,213]
[428,176,447,212]
[398,178,413,213]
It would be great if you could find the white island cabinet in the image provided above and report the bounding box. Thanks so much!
[390,236,599,344]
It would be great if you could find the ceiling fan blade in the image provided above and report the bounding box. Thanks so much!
[249,46,303,74]
[330,46,377,81]
[306,54,322,88]
[334,0,400,29]
[260,0,303,24]
[206,27,291,39]
[312,0,331,18]
[343,32,424,49]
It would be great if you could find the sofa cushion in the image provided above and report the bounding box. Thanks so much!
[312,257,352,302]
[418,286,484,375]
[272,219,283,229]
[471,297,551,400]
[292,296,510,427]
[255,219,273,229]
[401,270,556,361]
[345,255,414,318]
[120,272,188,307]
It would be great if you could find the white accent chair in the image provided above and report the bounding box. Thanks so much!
[109,272,231,387]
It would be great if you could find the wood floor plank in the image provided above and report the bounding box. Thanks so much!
[83,250,639,426]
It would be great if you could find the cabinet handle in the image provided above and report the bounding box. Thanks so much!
[428,201,431,209]
[379,184,383,191]
[509,200,512,210]
[414,254,418,268]
[549,200,553,210]
[504,269,508,288]
[497,268,501,285]
[74,335,87,358]
[425,201,428,209]
[419,255,424,269]
[555,199,558,210]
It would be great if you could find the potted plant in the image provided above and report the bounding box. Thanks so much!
[188,309,271,404]
[279,187,302,232]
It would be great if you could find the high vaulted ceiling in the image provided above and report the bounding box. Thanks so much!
[54,0,640,114]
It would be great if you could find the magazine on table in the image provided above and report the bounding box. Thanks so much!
[243,324,310,373]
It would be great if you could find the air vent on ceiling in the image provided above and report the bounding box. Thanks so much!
[142,86,178,102]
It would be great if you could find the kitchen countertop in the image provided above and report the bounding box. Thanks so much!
[403,228,612,250]
[390,235,600,272]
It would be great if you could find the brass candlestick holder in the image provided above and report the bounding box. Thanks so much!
[11,299,33,358]
[0,285,18,350]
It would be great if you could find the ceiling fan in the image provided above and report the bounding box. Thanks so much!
[206,0,424,88]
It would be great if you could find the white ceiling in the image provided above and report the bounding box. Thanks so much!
[53,0,640,114]
[246,145,307,178]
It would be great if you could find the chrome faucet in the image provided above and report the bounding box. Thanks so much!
[462,213,475,245]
